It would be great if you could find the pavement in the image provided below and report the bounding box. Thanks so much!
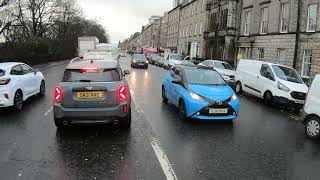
[0,57,320,180]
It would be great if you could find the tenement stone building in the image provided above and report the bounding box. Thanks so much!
[204,0,241,64]
[178,0,207,57]
[237,0,320,81]
[167,5,181,52]
[120,0,320,81]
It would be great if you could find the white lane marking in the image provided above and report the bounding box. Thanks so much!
[289,115,301,121]
[151,138,178,180]
[129,88,177,180]
[129,90,143,113]
[44,107,53,117]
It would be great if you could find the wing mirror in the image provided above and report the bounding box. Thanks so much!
[34,68,40,74]
[123,70,130,76]
[172,79,181,84]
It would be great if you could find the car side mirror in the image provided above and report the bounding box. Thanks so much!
[172,79,181,84]
[123,70,130,76]
[34,68,39,74]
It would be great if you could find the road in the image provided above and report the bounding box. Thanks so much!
[0,57,320,180]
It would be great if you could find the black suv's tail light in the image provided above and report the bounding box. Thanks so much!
[54,86,63,103]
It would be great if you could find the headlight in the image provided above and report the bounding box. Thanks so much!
[277,82,290,92]
[231,93,238,101]
[190,91,204,101]
[146,60,149,64]
[133,60,137,63]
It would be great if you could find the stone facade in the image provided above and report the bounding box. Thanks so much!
[159,12,169,51]
[205,0,241,65]
[167,6,181,52]
[178,0,207,58]
[237,0,320,82]
[120,0,320,82]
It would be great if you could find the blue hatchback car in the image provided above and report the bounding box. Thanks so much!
[162,65,240,121]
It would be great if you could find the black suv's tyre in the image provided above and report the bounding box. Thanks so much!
[120,110,132,129]
[54,118,67,129]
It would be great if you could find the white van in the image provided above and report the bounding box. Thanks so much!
[235,59,308,109]
[302,74,320,139]
[163,53,183,69]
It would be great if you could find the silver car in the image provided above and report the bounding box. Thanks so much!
[53,59,131,128]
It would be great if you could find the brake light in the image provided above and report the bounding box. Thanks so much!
[54,86,63,103]
[118,85,128,102]
[0,78,10,85]
[80,66,99,73]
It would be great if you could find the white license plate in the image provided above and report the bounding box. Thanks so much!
[295,100,305,104]
[209,108,228,114]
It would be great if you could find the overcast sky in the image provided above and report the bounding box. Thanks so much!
[77,0,172,44]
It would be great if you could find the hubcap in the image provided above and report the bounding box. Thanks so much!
[236,84,240,92]
[307,120,320,137]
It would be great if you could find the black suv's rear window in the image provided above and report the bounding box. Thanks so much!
[62,68,120,82]
[0,69,5,77]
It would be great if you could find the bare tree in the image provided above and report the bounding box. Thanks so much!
[0,0,15,35]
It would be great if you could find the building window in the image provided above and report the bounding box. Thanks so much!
[202,0,205,11]
[307,4,317,32]
[194,23,198,36]
[280,3,289,33]
[190,25,192,37]
[192,3,196,15]
[277,48,286,65]
[302,49,312,77]
[198,0,202,13]
[258,48,264,59]
[199,22,203,35]
[185,26,188,37]
[260,7,269,34]
[244,11,251,36]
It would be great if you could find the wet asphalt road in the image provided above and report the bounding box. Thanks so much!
[0,57,320,180]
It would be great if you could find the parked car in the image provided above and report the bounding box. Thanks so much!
[0,62,46,111]
[183,56,204,65]
[302,74,320,139]
[163,53,183,69]
[131,54,148,69]
[148,53,159,65]
[155,56,165,67]
[162,65,240,121]
[199,60,236,87]
[235,59,308,109]
[180,60,195,66]
[53,59,131,128]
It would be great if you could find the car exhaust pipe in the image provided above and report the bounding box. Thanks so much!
[62,120,69,126]
[113,119,119,125]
